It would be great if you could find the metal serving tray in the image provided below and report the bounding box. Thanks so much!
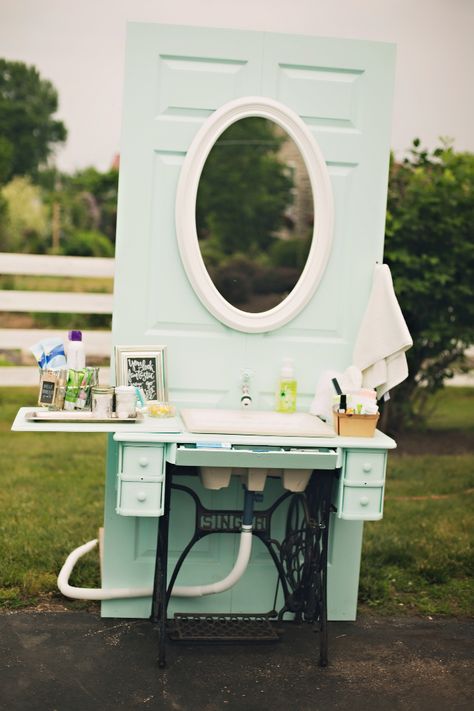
[24,410,144,424]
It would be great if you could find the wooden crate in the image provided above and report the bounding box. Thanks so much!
[333,412,379,437]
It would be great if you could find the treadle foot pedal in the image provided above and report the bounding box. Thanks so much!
[168,613,281,644]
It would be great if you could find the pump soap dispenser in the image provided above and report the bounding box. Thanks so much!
[66,330,85,371]
[276,358,297,413]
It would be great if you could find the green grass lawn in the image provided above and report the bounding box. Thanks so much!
[0,274,113,293]
[359,387,474,616]
[1,387,105,608]
[1,386,473,615]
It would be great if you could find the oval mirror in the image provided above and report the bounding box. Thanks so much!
[176,97,334,333]
[196,117,313,313]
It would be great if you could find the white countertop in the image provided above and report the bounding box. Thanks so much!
[11,407,396,450]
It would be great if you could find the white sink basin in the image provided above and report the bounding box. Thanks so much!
[180,408,335,438]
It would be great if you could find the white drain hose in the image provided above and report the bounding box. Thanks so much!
[172,525,252,597]
[57,527,253,601]
[57,539,151,601]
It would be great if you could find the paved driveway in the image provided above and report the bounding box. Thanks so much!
[0,611,472,710]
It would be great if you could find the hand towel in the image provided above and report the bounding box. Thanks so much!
[353,264,412,398]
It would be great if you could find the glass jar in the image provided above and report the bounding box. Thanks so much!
[38,369,67,410]
[75,367,100,410]
[91,385,114,418]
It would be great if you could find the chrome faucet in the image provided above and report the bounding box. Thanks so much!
[240,369,253,409]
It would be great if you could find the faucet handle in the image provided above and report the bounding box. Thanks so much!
[240,369,254,408]
[240,368,254,384]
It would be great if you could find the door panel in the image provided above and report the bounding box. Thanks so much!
[245,33,395,409]
[113,24,264,407]
[113,25,395,409]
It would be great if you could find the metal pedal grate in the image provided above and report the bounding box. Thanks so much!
[168,613,281,644]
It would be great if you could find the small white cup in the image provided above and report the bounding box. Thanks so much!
[115,386,137,419]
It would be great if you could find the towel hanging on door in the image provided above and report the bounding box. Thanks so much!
[353,264,412,398]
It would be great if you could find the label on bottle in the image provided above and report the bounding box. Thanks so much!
[276,379,297,413]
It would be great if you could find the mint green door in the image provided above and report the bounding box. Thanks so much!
[103,23,395,619]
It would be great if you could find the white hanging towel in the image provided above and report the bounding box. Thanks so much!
[353,264,412,398]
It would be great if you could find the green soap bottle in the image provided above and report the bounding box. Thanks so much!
[276,358,297,413]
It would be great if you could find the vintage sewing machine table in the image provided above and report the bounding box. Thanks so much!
[12,409,396,668]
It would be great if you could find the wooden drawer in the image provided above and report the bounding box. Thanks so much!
[344,451,386,485]
[120,444,165,480]
[173,444,338,470]
[340,485,384,521]
[116,444,166,516]
[116,479,164,517]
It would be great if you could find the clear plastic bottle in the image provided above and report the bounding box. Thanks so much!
[66,330,86,371]
[276,358,297,413]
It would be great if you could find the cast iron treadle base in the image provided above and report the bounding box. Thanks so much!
[168,613,281,644]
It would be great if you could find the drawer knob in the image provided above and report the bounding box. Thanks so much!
[359,496,370,507]
[136,491,147,502]
[362,462,372,473]
[139,457,149,468]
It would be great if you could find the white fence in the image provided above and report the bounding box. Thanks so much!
[0,252,114,386]
[1,252,472,388]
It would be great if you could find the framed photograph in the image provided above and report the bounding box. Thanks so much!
[115,345,168,402]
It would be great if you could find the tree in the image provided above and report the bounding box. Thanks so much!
[67,167,118,242]
[0,59,67,182]
[196,117,293,255]
[32,165,118,255]
[383,139,474,431]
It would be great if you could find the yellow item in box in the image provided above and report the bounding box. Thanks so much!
[333,411,379,437]
[147,402,176,418]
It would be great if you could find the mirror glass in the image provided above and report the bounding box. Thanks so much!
[195,117,314,313]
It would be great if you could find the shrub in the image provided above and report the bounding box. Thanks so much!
[62,230,114,258]
[252,265,300,295]
[384,140,474,431]
[212,258,253,304]
[0,176,48,252]
[269,235,311,270]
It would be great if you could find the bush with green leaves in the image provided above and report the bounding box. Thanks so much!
[252,264,299,295]
[62,229,114,258]
[384,140,474,431]
[269,234,312,269]
[0,176,48,252]
[37,166,118,253]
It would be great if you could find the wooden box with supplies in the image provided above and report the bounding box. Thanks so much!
[333,412,379,437]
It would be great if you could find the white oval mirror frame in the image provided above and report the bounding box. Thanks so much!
[175,96,334,333]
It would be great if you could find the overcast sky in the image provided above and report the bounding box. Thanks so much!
[1,0,473,173]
